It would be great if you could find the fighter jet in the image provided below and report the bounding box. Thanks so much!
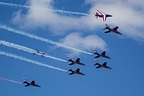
[93,50,111,59]
[94,61,112,69]
[95,10,112,21]
[67,56,85,66]
[33,49,46,57]
[68,66,85,76]
[103,24,122,35]
[23,78,41,87]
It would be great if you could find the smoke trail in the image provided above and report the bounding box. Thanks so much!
[0,2,89,16]
[0,77,22,84]
[0,51,68,72]
[0,40,68,63]
[0,25,93,55]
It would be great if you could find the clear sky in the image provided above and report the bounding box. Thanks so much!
[0,0,144,96]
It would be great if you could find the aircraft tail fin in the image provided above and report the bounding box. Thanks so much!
[33,49,39,55]
[94,61,100,66]
[103,24,110,30]
[67,56,72,62]
[23,78,28,84]
[95,12,99,19]
[93,50,98,55]
[107,66,112,69]
[68,66,73,72]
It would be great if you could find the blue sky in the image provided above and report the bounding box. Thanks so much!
[0,0,144,96]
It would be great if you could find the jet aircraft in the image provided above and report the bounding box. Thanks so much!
[68,66,85,76]
[67,56,85,66]
[23,78,41,87]
[103,24,122,35]
[94,61,112,69]
[93,50,111,59]
[33,49,46,57]
[95,10,112,21]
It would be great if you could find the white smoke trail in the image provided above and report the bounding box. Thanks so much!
[0,40,68,63]
[0,25,93,55]
[0,2,89,16]
[0,77,22,84]
[0,51,68,72]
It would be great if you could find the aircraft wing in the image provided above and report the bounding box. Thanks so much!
[97,10,105,21]
[104,31,111,33]
[106,14,112,17]
[35,84,41,87]
[41,55,45,58]
[95,55,100,58]
[35,49,39,53]
[113,26,119,31]
[25,84,30,87]
[79,62,86,66]
[68,56,73,62]
[97,10,105,15]
[79,72,85,76]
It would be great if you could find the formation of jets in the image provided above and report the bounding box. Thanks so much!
[66,9,119,76]
[26,9,115,77]
[3,9,120,88]
[30,46,112,77]
[23,78,41,87]
[24,9,118,77]
[66,49,112,76]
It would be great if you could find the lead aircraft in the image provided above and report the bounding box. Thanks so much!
[95,10,112,21]
[23,78,41,87]
[103,24,122,35]
[68,66,85,76]
[67,56,85,66]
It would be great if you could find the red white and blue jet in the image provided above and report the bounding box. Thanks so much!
[95,10,112,21]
